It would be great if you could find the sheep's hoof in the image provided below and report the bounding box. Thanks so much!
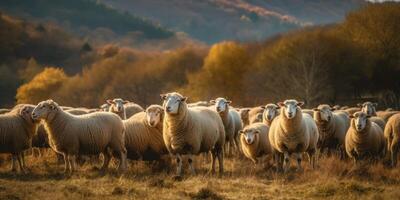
[173,175,183,181]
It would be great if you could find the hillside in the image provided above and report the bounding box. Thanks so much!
[100,0,365,43]
[0,0,174,40]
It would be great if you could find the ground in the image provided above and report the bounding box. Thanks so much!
[0,151,399,200]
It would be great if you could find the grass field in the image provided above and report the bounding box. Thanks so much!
[0,151,399,200]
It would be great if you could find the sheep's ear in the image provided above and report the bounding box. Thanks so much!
[277,102,285,107]
[312,108,319,111]
[181,96,188,102]
[106,99,113,104]
[238,130,244,135]
[357,103,362,107]
[226,100,232,104]
[349,115,355,118]
[210,100,216,104]
[373,103,378,107]
[160,94,167,100]
[123,100,130,104]
[260,106,265,109]
[297,102,304,107]
[19,106,27,115]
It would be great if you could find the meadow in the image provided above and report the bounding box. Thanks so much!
[0,151,399,200]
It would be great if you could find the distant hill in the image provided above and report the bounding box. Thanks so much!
[0,0,174,40]
[100,0,366,43]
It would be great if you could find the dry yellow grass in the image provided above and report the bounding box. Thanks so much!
[0,151,399,200]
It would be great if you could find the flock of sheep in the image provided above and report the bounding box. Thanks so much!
[0,92,400,177]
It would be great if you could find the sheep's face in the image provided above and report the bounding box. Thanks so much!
[240,129,259,145]
[263,104,279,121]
[32,100,59,121]
[161,93,187,115]
[100,103,110,112]
[107,98,128,113]
[351,111,370,132]
[360,102,377,116]
[146,106,163,127]
[278,100,304,119]
[239,108,250,120]
[313,105,333,122]
[19,105,37,124]
[211,98,231,113]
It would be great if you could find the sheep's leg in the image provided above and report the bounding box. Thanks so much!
[18,152,26,173]
[176,154,183,177]
[391,139,399,167]
[68,155,76,174]
[10,154,17,172]
[101,151,111,172]
[234,136,240,155]
[188,154,196,175]
[209,151,217,175]
[294,153,303,172]
[217,147,224,175]
[63,154,70,174]
[308,149,316,169]
[118,150,128,173]
[21,152,26,169]
[283,151,290,173]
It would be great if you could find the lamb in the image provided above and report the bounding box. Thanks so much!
[123,105,167,160]
[106,98,144,119]
[261,104,280,127]
[384,113,400,167]
[31,100,127,174]
[0,108,10,114]
[210,98,243,155]
[162,92,225,177]
[239,123,272,164]
[345,111,385,164]
[0,105,39,173]
[313,104,350,158]
[268,100,319,172]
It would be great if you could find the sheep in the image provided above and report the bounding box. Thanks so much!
[188,101,211,107]
[313,104,350,158]
[302,109,314,117]
[359,102,378,116]
[123,105,167,160]
[106,98,144,119]
[0,105,39,173]
[162,92,225,177]
[345,107,361,115]
[100,103,110,112]
[384,113,400,167]
[31,100,127,174]
[210,98,243,155]
[345,111,385,164]
[238,108,251,126]
[239,122,272,164]
[269,100,319,172]
[261,104,280,127]
[377,111,399,122]
[333,105,341,110]
[0,108,10,114]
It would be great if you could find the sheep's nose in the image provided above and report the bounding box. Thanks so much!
[357,125,362,130]
[247,139,251,143]
[149,121,155,126]
[166,106,171,112]
[288,112,293,117]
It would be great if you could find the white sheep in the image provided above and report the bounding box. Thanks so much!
[188,101,211,107]
[31,100,127,174]
[384,113,400,167]
[239,123,272,164]
[345,111,385,164]
[358,102,386,129]
[269,100,319,172]
[261,104,280,127]
[123,105,167,160]
[162,92,225,177]
[313,104,350,158]
[106,98,144,119]
[210,97,243,155]
[345,107,361,115]
[377,111,399,122]
[0,105,39,173]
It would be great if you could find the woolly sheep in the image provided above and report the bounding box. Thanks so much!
[345,107,361,115]
[162,92,225,177]
[0,105,39,173]
[238,108,251,127]
[358,102,387,129]
[249,107,264,125]
[377,111,399,122]
[210,98,243,155]
[261,104,280,127]
[384,113,400,167]
[31,100,127,174]
[313,104,350,158]
[123,105,167,160]
[345,111,385,164]
[239,123,272,164]
[302,109,314,117]
[106,98,144,119]
[269,100,319,172]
